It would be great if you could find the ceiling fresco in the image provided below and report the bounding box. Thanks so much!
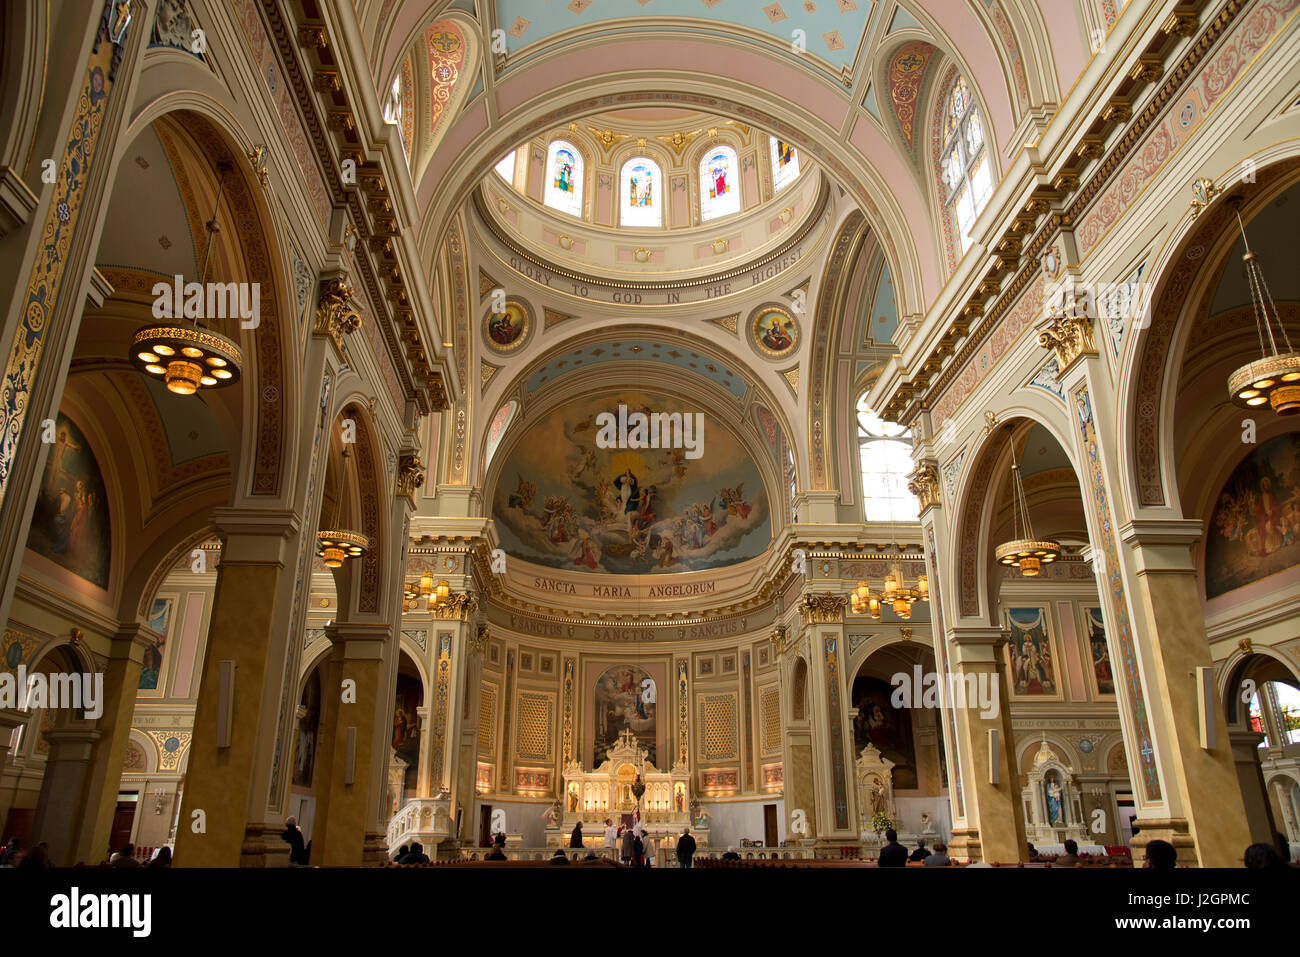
[494,0,877,71]
[491,389,771,574]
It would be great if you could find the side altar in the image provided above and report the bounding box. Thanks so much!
[545,729,706,848]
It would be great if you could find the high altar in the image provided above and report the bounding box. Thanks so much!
[548,729,701,847]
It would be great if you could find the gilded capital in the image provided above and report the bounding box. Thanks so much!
[1037,308,1096,372]
[799,592,847,626]
[314,276,360,350]
[469,625,489,655]
[397,454,425,500]
[433,591,477,621]
[907,464,941,511]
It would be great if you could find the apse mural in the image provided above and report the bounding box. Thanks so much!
[26,413,111,588]
[1005,607,1058,697]
[492,391,770,574]
[1206,432,1300,599]
[851,675,917,790]
[1084,606,1114,696]
[593,664,656,767]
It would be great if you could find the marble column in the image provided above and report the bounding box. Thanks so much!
[311,621,389,866]
[1119,520,1254,866]
[173,510,303,867]
[944,626,1026,864]
[30,727,101,866]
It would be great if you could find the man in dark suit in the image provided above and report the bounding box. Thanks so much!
[676,827,697,869]
[878,829,908,867]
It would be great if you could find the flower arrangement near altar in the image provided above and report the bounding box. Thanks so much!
[870,810,895,835]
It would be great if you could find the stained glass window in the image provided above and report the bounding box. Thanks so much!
[699,147,740,221]
[770,137,800,192]
[857,394,918,522]
[543,140,583,217]
[494,150,517,185]
[620,156,662,227]
[940,76,993,255]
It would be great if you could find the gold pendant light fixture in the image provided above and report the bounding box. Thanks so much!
[316,446,371,568]
[129,160,244,395]
[995,440,1059,577]
[1225,198,1300,415]
[849,483,928,620]
[403,571,451,612]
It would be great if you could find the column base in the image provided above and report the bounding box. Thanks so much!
[362,831,388,866]
[1130,817,1194,866]
[947,827,984,863]
[240,823,294,867]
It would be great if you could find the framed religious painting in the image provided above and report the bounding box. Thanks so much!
[482,298,532,354]
[1002,605,1065,701]
[1078,605,1116,699]
[749,304,799,360]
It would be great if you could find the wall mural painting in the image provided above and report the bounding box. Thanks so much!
[851,675,917,790]
[26,413,111,588]
[293,669,321,789]
[138,598,172,691]
[1084,606,1114,696]
[1005,607,1057,697]
[492,391,770,574]
[392,672,423,794]
[1206,432,1300,599]
[594,664,656,768]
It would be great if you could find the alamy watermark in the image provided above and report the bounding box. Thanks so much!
[0,666,104,720]
[594,403,704,460]
[151,275,260,328]
[890,665,1000,720]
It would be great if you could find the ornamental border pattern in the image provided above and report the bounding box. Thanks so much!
[1074,385,1161,801]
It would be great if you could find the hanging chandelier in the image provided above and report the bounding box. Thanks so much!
[403,571,450,612]
[316,446,371,568]
[849,492,928,619]
[994,448,1059,577]
[1225,199,1300,415]
[850,560,928,620]
[129,160,244,395]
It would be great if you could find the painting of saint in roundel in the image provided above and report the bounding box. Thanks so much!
[483,301,530,353]
[752,306,799,358]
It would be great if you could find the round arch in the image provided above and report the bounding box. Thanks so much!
[1120,150,1300,517]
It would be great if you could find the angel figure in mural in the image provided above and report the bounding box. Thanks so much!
[572,526,600,570]
[507,474,535,510]
[1046,779,1065,826]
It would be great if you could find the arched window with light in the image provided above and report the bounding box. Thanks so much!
[770,137,800,192]
[620,156,662,228]
[494,150,517,187]
[543,140,584,217]
[699,146,740,221]
[939,77,992,254]
[857,394,919,522]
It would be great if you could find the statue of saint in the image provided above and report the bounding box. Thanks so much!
[870,779,888,817]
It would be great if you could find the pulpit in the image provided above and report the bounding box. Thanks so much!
[554,729,694,847]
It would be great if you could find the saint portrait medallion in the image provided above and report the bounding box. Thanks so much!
[482,299,532,354]
[749,305,799,359]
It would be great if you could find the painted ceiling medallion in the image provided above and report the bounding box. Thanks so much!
[750,304,799,359]
[482,299,532,354]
